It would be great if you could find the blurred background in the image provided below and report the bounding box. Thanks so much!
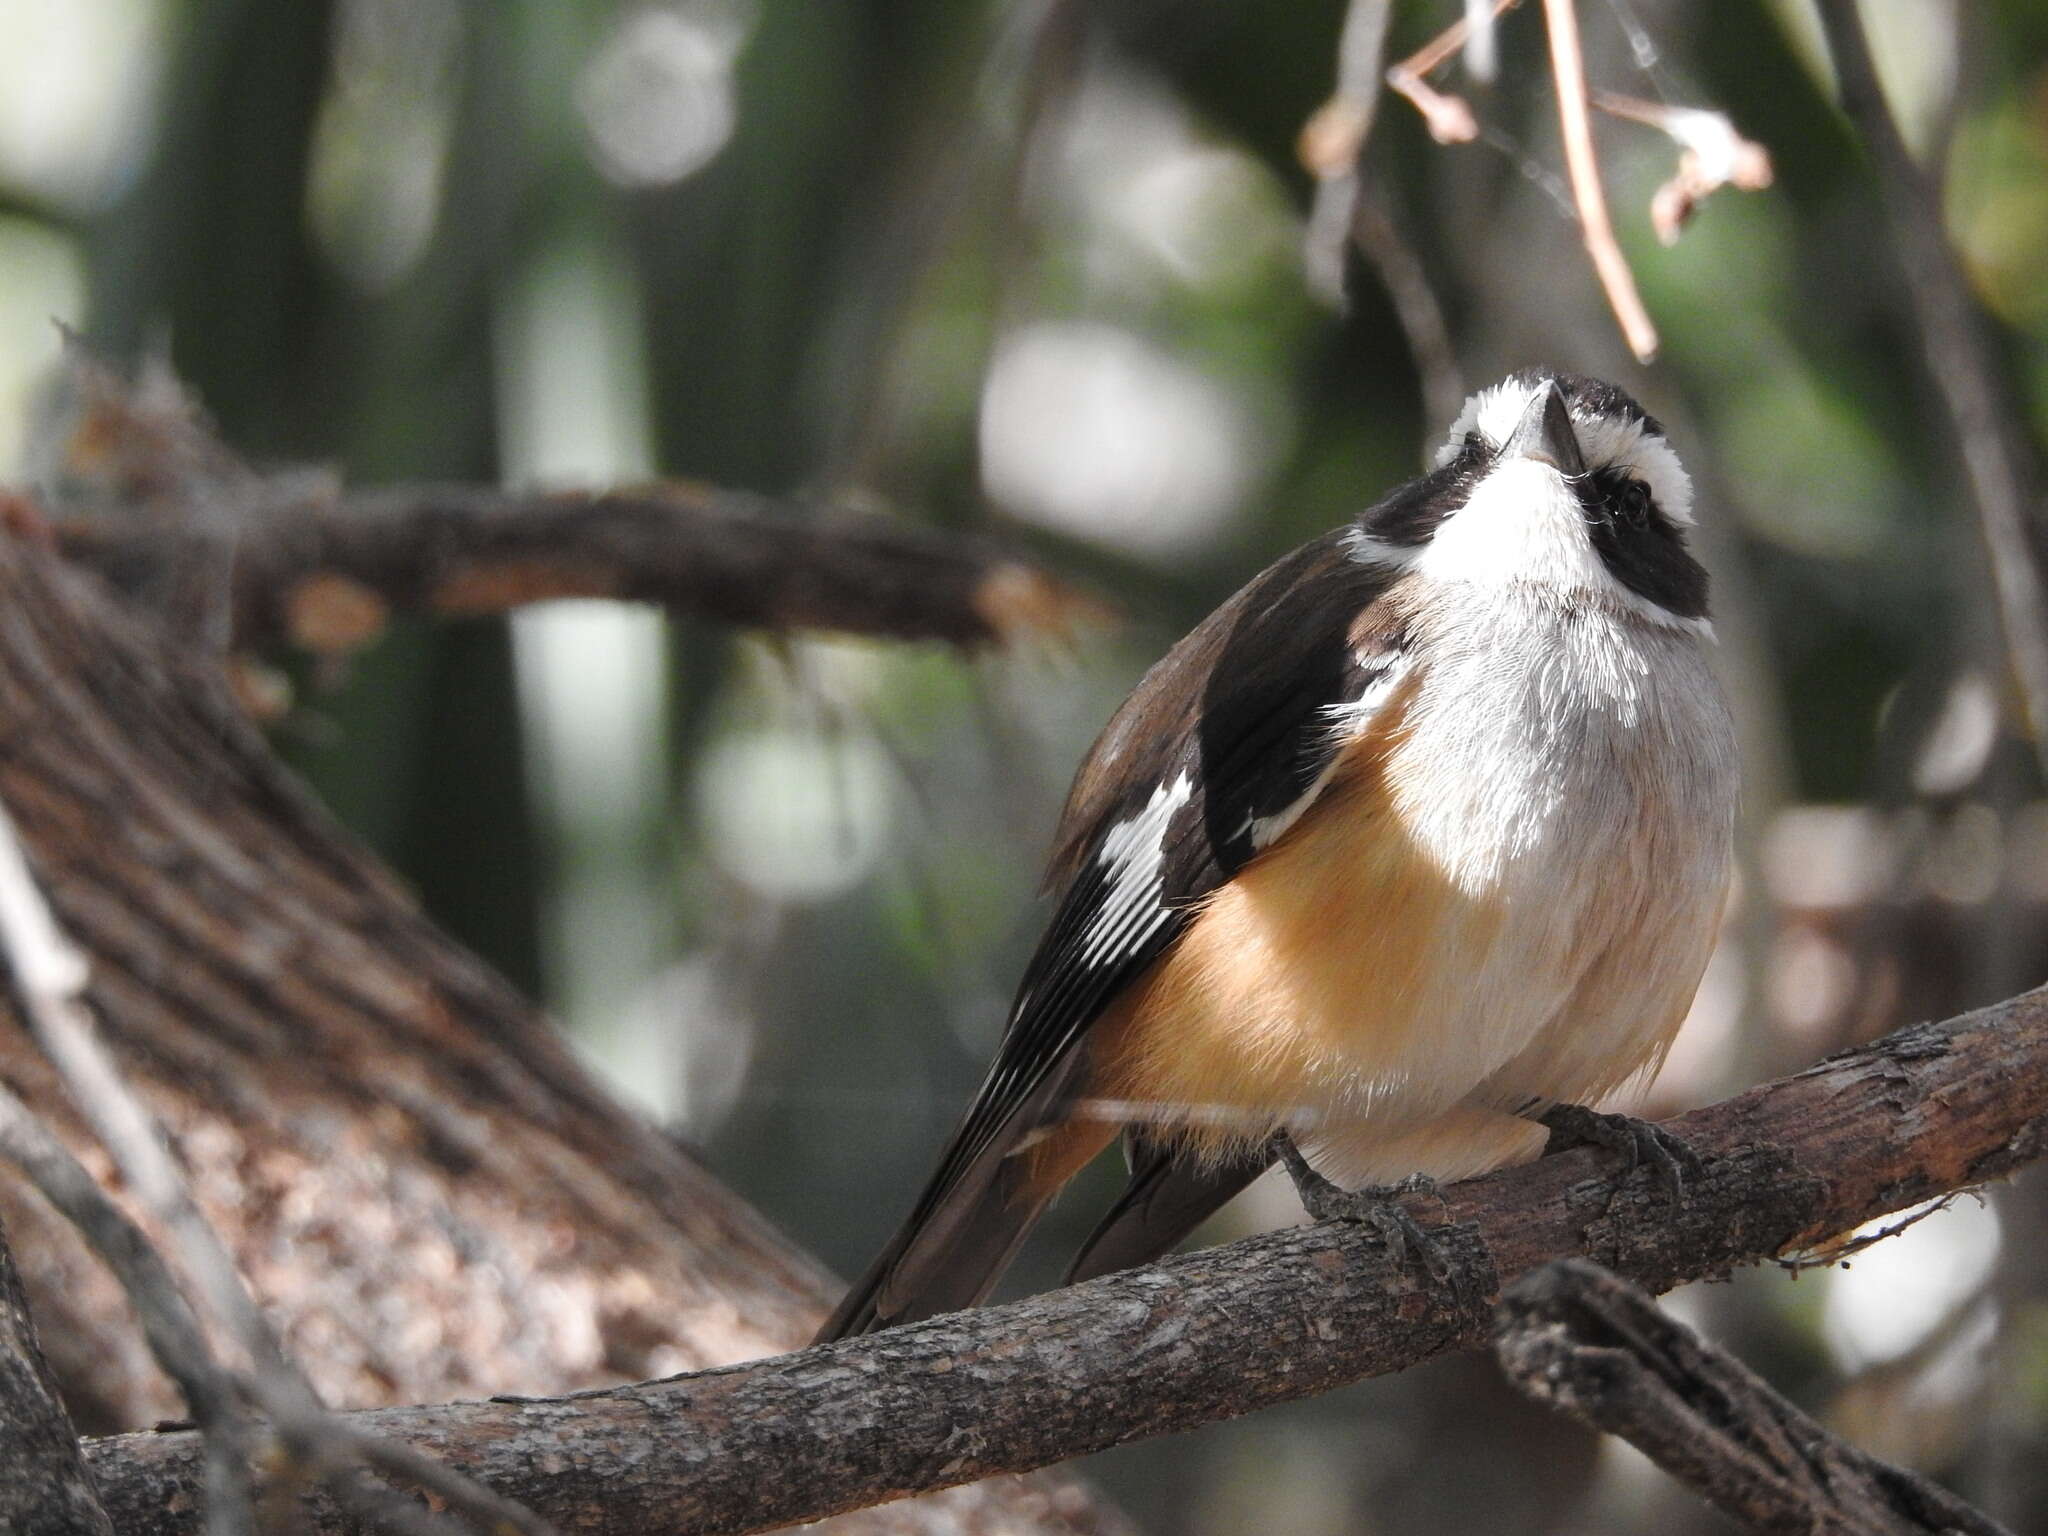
[4,0,2048,1529]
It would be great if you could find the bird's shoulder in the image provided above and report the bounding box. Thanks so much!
[1046,526,1415,901]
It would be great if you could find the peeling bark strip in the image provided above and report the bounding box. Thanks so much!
[83,989,2048,1536]
[55,484,1103,652]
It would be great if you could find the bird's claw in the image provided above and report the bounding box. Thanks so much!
[1538,1104,1702,1201]
[1269,1132,1461,1292]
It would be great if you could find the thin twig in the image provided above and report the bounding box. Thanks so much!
[1495,1259,2012,1535]
[1812,0,2048,778]
[1383,0,1523,145]
[1350,189,1468,440]
[1300,0,1393,306]
[1541,0,1659,361]
[1300,2,1467,423]
[0,795,557,1536]
[1595,91,1773,245]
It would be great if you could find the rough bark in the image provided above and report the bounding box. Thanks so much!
[1495,1258,2011,1536]
[79,983,2048,1536]
[0,517,1117,1535]
[0,1212,116,1536]
[54,483,1100,655]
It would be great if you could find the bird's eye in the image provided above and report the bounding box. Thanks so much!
[1612,477,1652,527]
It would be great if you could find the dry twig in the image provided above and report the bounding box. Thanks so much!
[1382,0,1524,146]
[1300,0,1394,305]
[1299,3,1466,423]
[1595,92,1772,245]
[0,1080,255,1536]
[1349,192,1467,438]
[81,985,2048,1536]
[1496,1259,2011,1535]
[1540,0,1658,361]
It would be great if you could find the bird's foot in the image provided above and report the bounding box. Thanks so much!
[1537,1104,1702,1201]
[1269,1130,1454,1286]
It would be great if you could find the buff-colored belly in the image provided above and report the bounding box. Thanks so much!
[1083,712,1728,1188]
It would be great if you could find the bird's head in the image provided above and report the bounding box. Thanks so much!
[1351,370,1709,632]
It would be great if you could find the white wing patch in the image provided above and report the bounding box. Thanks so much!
[1341,525,1422,568]
[1246,650,1413,851]
[1082,772,1193,965]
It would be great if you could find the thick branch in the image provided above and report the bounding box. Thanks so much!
[0,1213,116,1536]
[53,484,1101,654]
[84,985,2048,1536]
[1495,1259,2010,1536]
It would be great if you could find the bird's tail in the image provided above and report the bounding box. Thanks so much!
[815,1114,1113,1342]
[1064,1133,1273,1285]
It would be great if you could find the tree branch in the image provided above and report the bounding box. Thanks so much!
[52,483,1101,658]
[1542,0,1658,361]
[1813,0,2048,773]
[82,983,2048,1536]
[1495,1258,2010,1536]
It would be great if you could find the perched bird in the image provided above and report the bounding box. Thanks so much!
[819,369,1738,1341]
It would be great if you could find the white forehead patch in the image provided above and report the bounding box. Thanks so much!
[1434,375,1694,527]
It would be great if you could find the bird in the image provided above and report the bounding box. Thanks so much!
[818,368,1738,1341]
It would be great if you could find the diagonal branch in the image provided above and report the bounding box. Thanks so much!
[1496,1259,2011,1536]
[1812,0,2048,777]
[1541,0,1658,361]
[82,983,2048,1536]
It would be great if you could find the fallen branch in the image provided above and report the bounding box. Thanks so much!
[1495,1259,2010,1536]
[53,483,1101,659]
[82,984,2048,1536]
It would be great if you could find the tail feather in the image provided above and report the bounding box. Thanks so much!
[1064,1134,1273,1286]
[815,1111,1115,1343]
[817,1151,1046,1341]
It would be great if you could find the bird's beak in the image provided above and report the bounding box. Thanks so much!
[1501,381,1586,477]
